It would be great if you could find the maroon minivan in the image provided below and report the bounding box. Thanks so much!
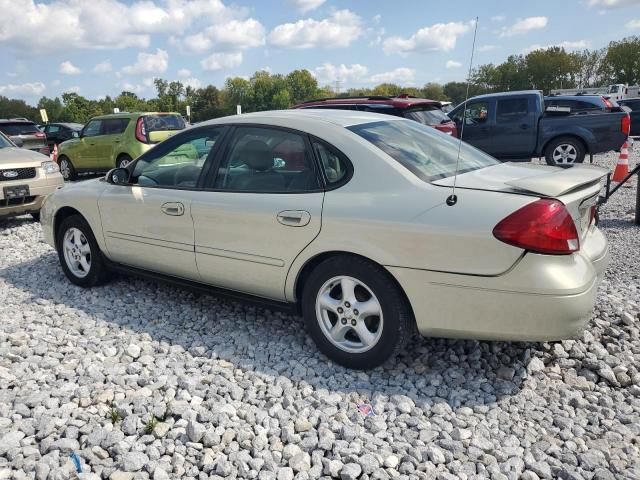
[292,94,458,137]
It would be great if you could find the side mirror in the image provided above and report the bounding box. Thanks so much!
[12,137,24,148]
[72,131,80,138]
[106,168,130,185]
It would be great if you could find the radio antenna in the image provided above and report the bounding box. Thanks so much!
[447,16,479,207]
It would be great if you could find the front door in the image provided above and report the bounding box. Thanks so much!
[193,125,325,301]
[77,119,103,168]
[98,126,225,280]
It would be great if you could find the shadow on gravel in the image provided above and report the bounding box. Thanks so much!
[1,251,532,409]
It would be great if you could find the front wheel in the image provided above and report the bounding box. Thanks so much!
[56,215,109,287]
[58,156,77,181]
[544,137,585,167]
[302,256,415,370]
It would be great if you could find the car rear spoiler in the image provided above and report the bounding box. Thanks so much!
[505,165,608,197]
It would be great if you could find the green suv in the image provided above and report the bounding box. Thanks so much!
[57,112,186,180]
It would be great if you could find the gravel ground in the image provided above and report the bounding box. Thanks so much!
[1,150,639,480]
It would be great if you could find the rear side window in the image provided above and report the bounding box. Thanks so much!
[0,122,39,135]
[144,114,185,132]
[359,104,403,117]
[403,108,450,126]
[496,98,528,123]
[103,118,130,135]
[312,141,349,186]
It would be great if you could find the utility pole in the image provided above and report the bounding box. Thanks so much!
[335,78,342,96]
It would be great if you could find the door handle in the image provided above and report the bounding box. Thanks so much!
[161,202,185,216]
[277,210,311,227]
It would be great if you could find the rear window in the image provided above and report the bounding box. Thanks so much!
[0,122,40,136]
[348,119,498,182]
[403,107,450,126]
[144,114,185,132]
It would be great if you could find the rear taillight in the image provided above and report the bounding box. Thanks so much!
[35,132,46,138]
[135,117,147,143]
[493,199,580,255]
[589,205,597,226]
[622,113,631,136]
[602,97,613,109]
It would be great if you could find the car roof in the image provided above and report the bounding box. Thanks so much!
[293,95,441,109]
[467,90,540,101]
[0,118,36,123]
[199,109,404,129]
[90,112,181,120]
[50,122,83,128]
[544,95,603,101]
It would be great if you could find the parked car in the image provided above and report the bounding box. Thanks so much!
[42,122,84,150]
[448,90,630,166]
[544,94,624,114]
[0,131,63,221]
[292,95,457,136]
[57,112,186,180]
[41,110,608,369]
[618,98,640,136]
[0,119,49,156]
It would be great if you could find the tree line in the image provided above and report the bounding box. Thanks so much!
[1,36,638,125]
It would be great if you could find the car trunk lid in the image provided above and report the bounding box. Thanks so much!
[433,162,607,240]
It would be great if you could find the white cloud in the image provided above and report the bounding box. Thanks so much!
[369,68,415,85]
[446,60,462,69]
[289,0,326,13]
[121,77,154,94]
[0,82,46,96]
[491,15,506,22]
[373,14,381,23]
[59,61,82,75]
[588,0,640,8]
[268,10,363,49]
[383,21,472,55]
[0,0,247,54]
[183,18,265,53]
[177,68,191,77]
[121,49,169,75]
[500,16,548,37]
[626,18,640,28]
[478,44,499,52]
[524,40,591,53]
[93,60,112,74]
[200,52,243,71]
[312,63,368,83]
[64,85,81,93]
[182,77,202,89]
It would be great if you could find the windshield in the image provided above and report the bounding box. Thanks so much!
[348,119,499,182]
[403,107,451,126]
[0,122,40,136]
[0,133,13,149]
[144,114,185,132]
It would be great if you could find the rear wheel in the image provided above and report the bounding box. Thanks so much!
[58,156,77,181]
[544,137,585,167]
[56,215,109,287]
[302,256,415,369]
[116,154,132,169]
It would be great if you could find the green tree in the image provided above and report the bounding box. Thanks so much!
[421,83,447,100]
[191,85,223,122]
[600,36,640,85]
[286,69,319,104]
[525,47,576,93]
[0,96,39,121]
[37,97,64,122]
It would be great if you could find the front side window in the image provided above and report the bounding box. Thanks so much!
[131,127,223,188]
[47,125,60,133]
[349,119,498,182]
[82,120,102,137]
[214,127,319,192]
[453,101,489,125]
[496,98,528,123]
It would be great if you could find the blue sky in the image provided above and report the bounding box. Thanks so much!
[1,0,639,105]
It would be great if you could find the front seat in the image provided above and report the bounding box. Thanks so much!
[231,140,286,191]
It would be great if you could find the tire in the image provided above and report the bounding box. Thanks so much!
[116,154,133,169]
[31,212,40,222]
[301,255,415,369]
[544,136,586,167]
[56,214,110,287]
[58,156,77,181]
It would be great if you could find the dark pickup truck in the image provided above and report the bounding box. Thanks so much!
[448,90,631,166]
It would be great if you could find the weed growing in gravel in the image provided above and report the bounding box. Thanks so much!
[109,406,121,424]
[144,414,158,434]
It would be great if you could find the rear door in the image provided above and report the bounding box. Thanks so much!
[492,96,537,157]
[192,125,324,300]
[94,118,130,169]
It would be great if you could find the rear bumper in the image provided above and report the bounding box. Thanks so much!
[388,227,609,341]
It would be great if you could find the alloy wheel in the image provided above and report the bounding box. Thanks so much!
[315,276,384,353]
[552,144,578,166]
[62,227,91,278]
[59,159,71,179]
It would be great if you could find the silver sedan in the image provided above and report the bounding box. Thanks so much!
[40,110,609,369]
